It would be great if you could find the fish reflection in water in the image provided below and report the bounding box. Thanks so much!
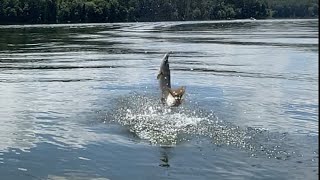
[159,147,171,168]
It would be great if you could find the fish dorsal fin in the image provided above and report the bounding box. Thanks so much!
[169,86,186,97]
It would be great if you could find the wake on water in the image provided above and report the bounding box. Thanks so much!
[104,92,300,160]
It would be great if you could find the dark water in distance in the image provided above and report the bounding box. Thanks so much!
[0,19,318,179]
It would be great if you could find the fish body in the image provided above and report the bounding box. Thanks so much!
[157,52,185,107]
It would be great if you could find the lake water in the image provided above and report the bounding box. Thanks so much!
[0,19,318,179]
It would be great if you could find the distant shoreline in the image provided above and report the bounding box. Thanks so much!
[1,0,317,25]
[0,17,318,26]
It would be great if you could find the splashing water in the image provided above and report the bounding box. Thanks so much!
[106,93,303,160]
[107,93,209,145]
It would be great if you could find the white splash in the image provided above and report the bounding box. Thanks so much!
[113,95,209,145]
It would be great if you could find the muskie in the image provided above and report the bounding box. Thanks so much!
[157,52,186,107]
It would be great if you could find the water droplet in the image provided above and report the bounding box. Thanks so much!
[18,168,27,171]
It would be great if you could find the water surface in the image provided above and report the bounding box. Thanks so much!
[0,19,318,179]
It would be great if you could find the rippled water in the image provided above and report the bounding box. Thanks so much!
[0,19,318,179]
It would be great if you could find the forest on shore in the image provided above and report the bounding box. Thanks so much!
[0,0,318,24]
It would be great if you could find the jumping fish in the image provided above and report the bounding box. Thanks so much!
[157,52,186,107]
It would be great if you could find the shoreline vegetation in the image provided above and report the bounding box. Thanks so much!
[0,0,318,25]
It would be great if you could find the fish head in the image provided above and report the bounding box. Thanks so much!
[162,52,171,67]
[157,52,171,80]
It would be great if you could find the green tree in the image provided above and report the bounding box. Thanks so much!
[0,0,318,24]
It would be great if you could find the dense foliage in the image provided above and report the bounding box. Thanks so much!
[0,0,318,24]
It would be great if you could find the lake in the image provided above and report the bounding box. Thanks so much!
[0,19,318,179]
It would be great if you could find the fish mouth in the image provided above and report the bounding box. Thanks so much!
[163,52,172,63]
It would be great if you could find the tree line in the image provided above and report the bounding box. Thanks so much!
[0,0,318,24]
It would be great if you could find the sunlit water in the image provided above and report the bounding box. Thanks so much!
[0,19,318,179]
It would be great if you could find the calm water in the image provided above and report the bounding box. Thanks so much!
[0,19,318,179]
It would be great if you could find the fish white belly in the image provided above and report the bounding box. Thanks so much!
[166,93,176,107]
